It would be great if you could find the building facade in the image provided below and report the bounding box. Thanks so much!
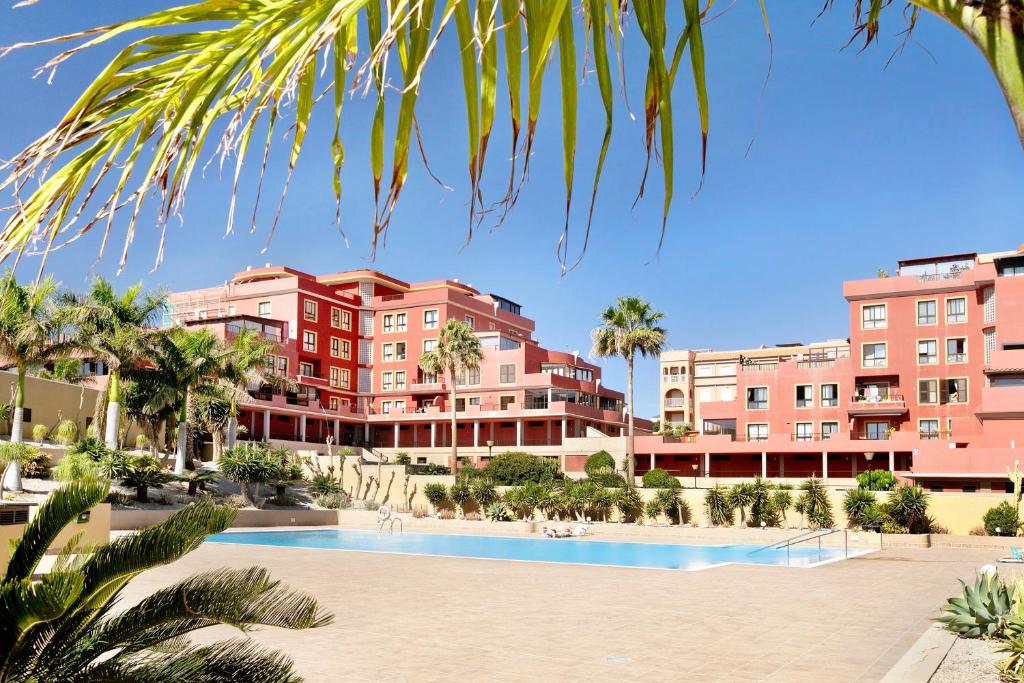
[644,247,1024,492]
[169,266,634,463]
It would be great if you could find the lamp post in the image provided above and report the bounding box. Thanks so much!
[864,452,874,488]
[691,462,699,488]
[486,439,494,461]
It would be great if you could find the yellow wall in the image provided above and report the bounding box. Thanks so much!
[0,502,111,575]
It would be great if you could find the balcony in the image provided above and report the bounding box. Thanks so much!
[739,362,778,373]
[664,397,688,408]
[847,394,907,416]
[663,374,686,384]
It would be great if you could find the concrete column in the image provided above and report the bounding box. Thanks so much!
[547,387,553,406]
[333,419,340,443]
[780,454,785,478]
[852,455,857,478]
[546,420,551,445]
[822,451,829,479]
[263,410,270,441]
[516,419,523,448]
[561,417,568,442]
[649,453,655,471]
[473,421,480,447]
[299,415,307,442]
[489,421,495,442]
[761,451,767,478]
[393,424,400,448]
[889,450,895,472]
[430,422,437,448]
[363,423,370,442]
[413,423,418,447]
[704,453,710,477]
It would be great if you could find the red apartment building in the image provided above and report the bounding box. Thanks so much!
[640,247,1024,492]
[168,266,631,462]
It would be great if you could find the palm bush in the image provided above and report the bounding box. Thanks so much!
[888,484,930,533]
[423,483,449,514]
[843,488,878,528]
[96,450,134,480]
[772,489,793,528]
[31,423,49,442]
[269,448,304,497]
[656,488,690,525]
[135,433,150,450]
[52,419,79,445]
[641,468,680,490]
[614,487,644,523]
[52,451,99,482]
[220,443,280,506]
[985,502,1022,537]
[470,479,498,508]
[729,483,755,526]
[643,497,664,524]
[395,452,411,466]
[798,478,834,529]
[0,480,331,680]
[705,486,734,527]
[122,454,171,503]
[184,469,222,496]
[749,476,779,527]
[69,437,112,461]
[449,481,473,516]
[936,572,1016,638]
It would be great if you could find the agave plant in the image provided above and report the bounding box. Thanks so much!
[935,572,1016,638]
[0,480,331,680]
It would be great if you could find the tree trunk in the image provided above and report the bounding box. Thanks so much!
[188,480,198,496]
[449,369,458,475]
[174,396,188,475]
[626,354,635,484]
[226,415,238,451]
[2,368,26,492]
[211,429,223,462]
[136,485,149,503]
[276,484,286,497]
[104,369,121,449]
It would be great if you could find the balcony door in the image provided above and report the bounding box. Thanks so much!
[865,421,889,440]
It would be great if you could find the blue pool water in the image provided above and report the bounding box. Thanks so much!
[206,529,864,570]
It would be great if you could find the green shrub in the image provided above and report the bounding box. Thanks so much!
[52,419,79,445]
[53,451,99,482]
[984,501,1021,536]
[69,438,111,461]
[314,492,351,509]
[308,473,342,496]
[269,447,304,496]
[798,477,834,529]
[614,486,643,522]
[997,635,1024,681]
[584,451,616,477]
[656,488,690,525]
[888,484,930,532]
[485,501,511,521]
[643,497,663,523]
[423,483,449,512]
[749,476,780,527]
[843,488,878,527]
[410,463,451,475]
[20,447,50,479]
[704,485,734,526]
[97,450,133,480]
[641,468,680,489]
[121,455,171,503]
[104,491,134,506]
[729,483,755,525]
[470,479,498,507]
[857,470,898,491]
[135,433,150,450]
[935,572,1015,638]
[449,481,472,513]
[395,452,411,465]
[587,470,627,487]
[481,452,561,486]
[31,424,49,442]
[772,490,793,526]
[220,443,280,505]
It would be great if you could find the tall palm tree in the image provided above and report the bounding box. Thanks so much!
[218,328,287,451]
[61,278,166,449]
[419,319,483,474]
[0,480,332,679]
[162,329,225,473]
[591,296,666,483]
[0,272,67,491]
[0,3,1021,269]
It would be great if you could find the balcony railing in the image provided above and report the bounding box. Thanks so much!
[854,431,891,441]
[226,323,283,342]
[850,393,903,403]
[664,398,687,408]
[790,431,841,442]
[740,362,778,373]
[663,375,686,383]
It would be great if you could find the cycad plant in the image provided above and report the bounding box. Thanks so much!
[419,319,483,474]
[591,297,666,483]
[704,485,734,527]
[0,480,331,680]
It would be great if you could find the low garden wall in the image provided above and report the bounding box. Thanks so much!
[111,508,339,530]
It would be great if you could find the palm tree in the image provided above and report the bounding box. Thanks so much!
[160,328,226,474]
[0,272,67,491]
[0,3,1021,269]
[591,296,666,483]
[419,319,483,474]
[218,328,287,451]
[61,278,165,449]
[0,479,331,679]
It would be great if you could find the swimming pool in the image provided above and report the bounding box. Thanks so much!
[206,529,869,570]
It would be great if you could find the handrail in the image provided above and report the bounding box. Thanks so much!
[747,527,849,566]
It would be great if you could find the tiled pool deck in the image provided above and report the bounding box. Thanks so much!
[118,530,1000,682]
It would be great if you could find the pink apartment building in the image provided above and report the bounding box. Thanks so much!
[641,247,1024,492]
[168,266,633,463]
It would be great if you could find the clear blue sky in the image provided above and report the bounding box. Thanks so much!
[1,3,1022,420]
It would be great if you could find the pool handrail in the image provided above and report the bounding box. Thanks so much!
[747,528,849,565]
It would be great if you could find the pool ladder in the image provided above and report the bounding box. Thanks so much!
[379,517,403,535]
[747,528,849,566]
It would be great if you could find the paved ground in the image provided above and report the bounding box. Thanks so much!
[118,535,1003,682]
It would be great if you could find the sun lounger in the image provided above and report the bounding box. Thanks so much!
[999,546,1024,563]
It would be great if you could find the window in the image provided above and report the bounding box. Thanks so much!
[276,357,288,375]
[329,367,341,387]
[942,378,967,404]
[917,300,937,325]
[381,401,392,414]
[423,309,439,329]
[821,422,839,440]
[257,301,271,317]
[382,343,394,362]
[746,387,768,410]
[794,422,814,442]
[947,337,967,363]
[394,400,406,413]
[329,397,339,411]
[820,383,838,408]
[746,424,768,442]
[862,304,886,329]
[917,339,937,365]
[423,339,436,353]
[395,342,406,361]
[383,314,394,333]
[862,343,887,368]
[946,297,966,324]
[340,368,351,389]
[499,364,516,384]
[299,362,314,377]
[466,366,480,385]
[720,386,736,402]
[341,310,352,331]
[302,330,316,352]
[865,422,889,440]
[396,312,407,332]
[421,370,437,384]
[395,371,406,390]
[455,398,465,412]
[920,419,940,440]
[698,387,713,402]
[469,397,481,406]
[21,408,31,423]
[500,396,515,410]
[918,379,938,405]
[795,385,813,408]
[382,372,393,391]
[331,307,342,328]
[303,299,317,321]
[465,315,475,329]
[330,337,341,358]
